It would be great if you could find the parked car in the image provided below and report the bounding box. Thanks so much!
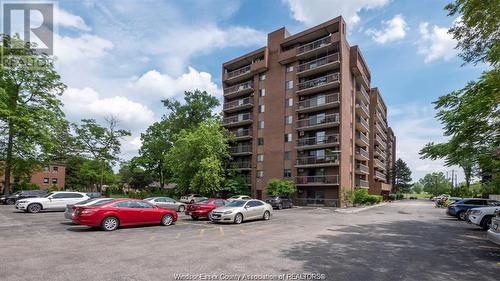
[409,196,417,200]
[227,195,252,202]
[185,198,226,220]
[86,192,103,199]
[466,204,500,230]
[210,199,273,224]
[1,190,48,205]
[487,210,500,245]
[180,194,206,204]
[64,198,113,220]
[73,198,177,231]
[143,197,186,212]
[15,191,90,213]
[265,195,293,209]
[446,198,500,220]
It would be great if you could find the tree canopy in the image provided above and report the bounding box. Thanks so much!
[392,158,412,193]
[266,178,297,196]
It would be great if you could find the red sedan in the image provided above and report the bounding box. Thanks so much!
[185,198,226,220]
[73,198,177,231]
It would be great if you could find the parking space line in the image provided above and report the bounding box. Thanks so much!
[198,229,205,237]
[176,232,182,238]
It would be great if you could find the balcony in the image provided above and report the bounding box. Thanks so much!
[297,35,333,58]
[223,81,254,99]
[223,97,253,113]
[355,131,369,147]
[295,175,339,186]
[297,53,340,77]
[356,87,370,103]
[374,146,385,158]
[375,134,387,149]
[222,113,252,127]
[374,158,386,171]
[355,163,369,175]
[375,122,386,138]
[377,111,387,127]
[355,147,369,160]
[355,101,369,118]
[296,73,340,95]
[356,116,369,133]
[296,134,339,150]
[224,65,252,83]
[295,154,340,168]
[296,113,339,131]
[355,178,369,188]
[232,161,252,170]
[355,74,370,90]
[375,170,386,181]
[230,128,252,140]
[229,145,252,156]
[296,93,339,113]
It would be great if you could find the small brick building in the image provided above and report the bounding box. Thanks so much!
[30,164,66,189]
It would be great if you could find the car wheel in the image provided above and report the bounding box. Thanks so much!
[178,205,185,212]
[161,214,174,226]
[101,217,119,231]
[263,211,271,221]
[278,203,283,210]
[191,216,198,220]
[481,216,493,230]
[234,213,243,224]
[458,211,466,221]
[27,203,41,213]
[190,200,194,204]
[6,199,15,205]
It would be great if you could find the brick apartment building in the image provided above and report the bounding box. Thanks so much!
[221,16,396,207]
[1,164,66,192]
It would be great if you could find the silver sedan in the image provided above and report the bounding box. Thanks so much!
[210,199,272,224]
[144,197,186,212]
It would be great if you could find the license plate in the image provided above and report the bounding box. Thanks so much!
[212,214,221,218]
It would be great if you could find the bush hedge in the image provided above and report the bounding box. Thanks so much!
[388,193,404,201]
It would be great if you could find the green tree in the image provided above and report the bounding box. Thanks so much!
[73,117,130,192]
[419,172,452,196]
[392,158,413,193]
[135,90,220,188]
[412,183,424,194]
[266,178,297,196]
[165,119,231,195]
[118,161,153,189]
[0,35,66,196]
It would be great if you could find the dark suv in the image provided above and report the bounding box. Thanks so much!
[447,198,500,220]
[0,190,48,205]
[265,196,293,210]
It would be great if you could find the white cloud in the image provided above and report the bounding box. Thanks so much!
[55,7,91,31]
[366,14,408,44]
[417,22,458,63]
[283,0,390,26]
[129,67,222,99]
[61,87,156,130]
[54,34,113,64]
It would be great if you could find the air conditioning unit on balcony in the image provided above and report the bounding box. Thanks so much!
[299,131,305,136]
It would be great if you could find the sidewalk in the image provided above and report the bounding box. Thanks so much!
[333,202,389,214]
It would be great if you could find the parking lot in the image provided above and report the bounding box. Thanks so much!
[0,200,498,281]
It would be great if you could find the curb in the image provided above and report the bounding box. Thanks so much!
[333,202,389,214]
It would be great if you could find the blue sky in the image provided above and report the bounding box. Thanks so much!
[47,0,487,182]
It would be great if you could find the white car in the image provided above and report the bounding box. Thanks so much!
[16,191,90,213]
[227,195,252,202]
[210,199,273,224]
[180,194,206,204]
[487,214,500,245]
[467,205,500,230]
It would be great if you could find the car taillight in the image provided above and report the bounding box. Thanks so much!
[81,209,96,214]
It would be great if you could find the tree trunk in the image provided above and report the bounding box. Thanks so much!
[99,161,105,193]
[3,122,14,197]
[159,161,165,189]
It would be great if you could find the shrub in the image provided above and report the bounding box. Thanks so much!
[365,195,383,205]
[388,193,403,201]
[266,178,297,196]
[353,189,369,205]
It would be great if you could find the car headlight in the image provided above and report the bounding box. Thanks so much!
[469,210,482,215]
[17,200,27,203]
[223,210,233,215]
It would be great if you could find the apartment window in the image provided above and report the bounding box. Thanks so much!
[43,178,49,184]
[284,151,291,160]
[258,105,265,113]
[258,121,265,129]
[43,166,49,172]
[257,154,264,162]
[259,89,266,97]
[258,138,264,145]
[256,170,264,178]
[52,178,58,184]
[286,80,294,90]
[283,169,292,178]
[284,133,292,143]
[286,64,294,72]
[287,98,293,107]
[259,73,266,81]
[53,166,58,172]
[285,115,292,125]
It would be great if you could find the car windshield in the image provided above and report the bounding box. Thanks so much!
[43,192,54,198]
[229,196,240,199]
[197,199,209,204]
[144,197,155,201]
[266,196,278,199]
[226,200,247,207]
[90,199,113,206]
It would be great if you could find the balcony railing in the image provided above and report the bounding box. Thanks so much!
[295,175,339,185]
[226,65,251,79]
[355,101,369,116]
[229,145,252,154]
[356,131,369,145]
[231,128,252,139]
[297,35,332,55]
[357,87,369,102]
[297,73,340,91]
[374,146,385,158]
[222,113,252,125]
[297,53,340,73]
[375,135,387,149]
[375,122,386,137]
[223,97,253,111]
[375,170,386,180]
[297,134,339,147]
[374,158,385,169]
[356,163,369,173]
[224,81,253,96]
[296,113,339,129]
[356,178,369,188]
[296,154,340,166]
[356,116,369,130]
[232,161,251,169]
[297,93,339,110]
[355,147,369,159]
